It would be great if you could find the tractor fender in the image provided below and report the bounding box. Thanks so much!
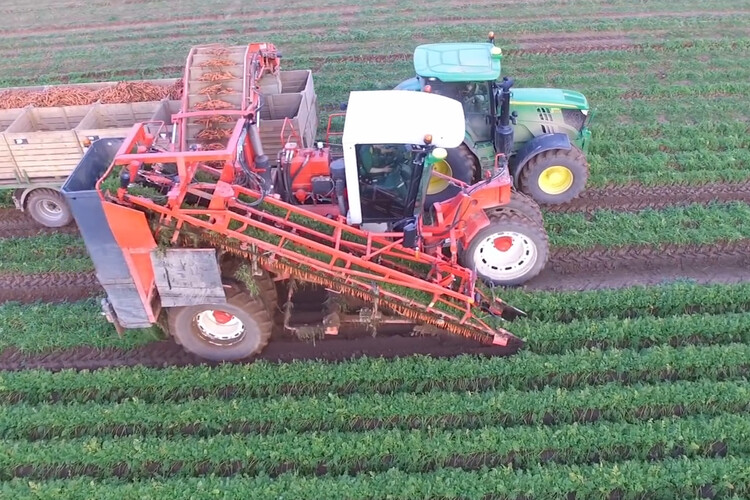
[509,133,571,183]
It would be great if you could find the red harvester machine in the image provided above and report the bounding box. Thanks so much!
[61,42,549,361]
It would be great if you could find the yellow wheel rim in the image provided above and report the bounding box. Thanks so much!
[427,159,453,195]
[538,166,574,195]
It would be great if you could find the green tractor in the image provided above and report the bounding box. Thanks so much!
[395,32,593,207]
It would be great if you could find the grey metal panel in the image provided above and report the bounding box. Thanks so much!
[61,138,151,327]
[150,248,226,307]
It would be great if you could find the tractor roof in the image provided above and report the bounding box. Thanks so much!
[413,42,502,82]
[342,90,465,148]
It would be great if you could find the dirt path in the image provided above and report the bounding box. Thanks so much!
[0,209,78,239]
[0,333,518,372]
[0,271,100,303]
[546,181,750,214]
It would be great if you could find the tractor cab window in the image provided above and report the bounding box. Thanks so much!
[459,82,491,115]
[428,80,492,142]
[355,144,424,223]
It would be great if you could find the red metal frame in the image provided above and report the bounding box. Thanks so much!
[97,122,517,346]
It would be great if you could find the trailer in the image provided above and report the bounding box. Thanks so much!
[0,70,318,227]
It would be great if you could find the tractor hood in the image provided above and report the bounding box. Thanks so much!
[342,90,465,148]
[511,88,589,111]
[413,42,502,82]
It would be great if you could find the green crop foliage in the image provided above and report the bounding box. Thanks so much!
[2,379,747,441]
[1,4,749,494]
[0,413,746,481]
[1,456,748,499]
[544,201,750,248]
[0,300,160,352]
[498,281,750,322]
[0,234,90,273]
[0,343,746,405]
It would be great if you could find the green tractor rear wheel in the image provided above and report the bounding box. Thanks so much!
[518,146,589,205]
[423,144,477,208]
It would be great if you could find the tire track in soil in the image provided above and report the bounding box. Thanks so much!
[5,240,750,301]
[0,209,78,239]
[4,240,750,370]
[546,180,750,215]
[0,334,520,373]
[0,272,101,304]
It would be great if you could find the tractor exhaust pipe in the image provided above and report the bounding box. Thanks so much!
[495,76,515,158]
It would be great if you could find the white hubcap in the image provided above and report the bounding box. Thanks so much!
[473,230,538,282]
[194,310,245,342]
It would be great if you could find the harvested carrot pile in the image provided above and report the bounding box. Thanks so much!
[193,99,235,111]
[198,71,236,82]
[0,79,185,109]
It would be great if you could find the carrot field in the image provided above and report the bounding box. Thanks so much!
[1,0,750,498]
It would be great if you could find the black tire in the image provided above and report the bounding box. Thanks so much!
[219,255,279,318]
[423,143,477,208]
[487,189,544,227]
[461,211,549,287]
[167,280,273,361]
[518,146,589,205]
[25,188,73,227]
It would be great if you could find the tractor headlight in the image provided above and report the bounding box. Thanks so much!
[432,148,448,160]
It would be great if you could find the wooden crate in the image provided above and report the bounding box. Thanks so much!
[151,99,181,124]
[0,108,25,132]
[0,135,19,183]
[2,106,90,181]
[75,101,164,144]
[280,70,315,103]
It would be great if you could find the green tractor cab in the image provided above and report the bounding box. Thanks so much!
[395,34,593,206]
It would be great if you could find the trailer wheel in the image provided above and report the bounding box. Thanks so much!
[423,144,477,208]
[462,211,549,286]
[25,188,73,227]
[518,146,588,205]
[487,189,544,227]
[167,280,273,361]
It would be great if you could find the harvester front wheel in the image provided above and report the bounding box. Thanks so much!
[25,188,73,227]
[487,189,544,227]
[462,211,549,286]
[423,144,477,208]
[518,146,588,205]
[167,280,273,362]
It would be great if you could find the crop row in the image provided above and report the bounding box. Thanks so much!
[12,201,750,261]
[3,280,750,353]
[591,120,749,152]
[2,379,747,440]
[587,147,750,177]
[2,413,747,481]
[2,456,748,500]
[0,300,158,353]
[3,27,747,87]
[499,280,750,322]
[0,342,747,405]
[2,10,745,61]
[544,200,750,248]
[0,234,90,273]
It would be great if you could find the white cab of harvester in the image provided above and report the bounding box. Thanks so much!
[340,90,465,224]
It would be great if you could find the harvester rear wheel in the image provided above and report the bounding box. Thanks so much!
[25,188,73,227]
[423,144,477,208]
[518,146,589,205]
[487,189,544,227]
[462,211,549,286]
[167,279,273,362]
